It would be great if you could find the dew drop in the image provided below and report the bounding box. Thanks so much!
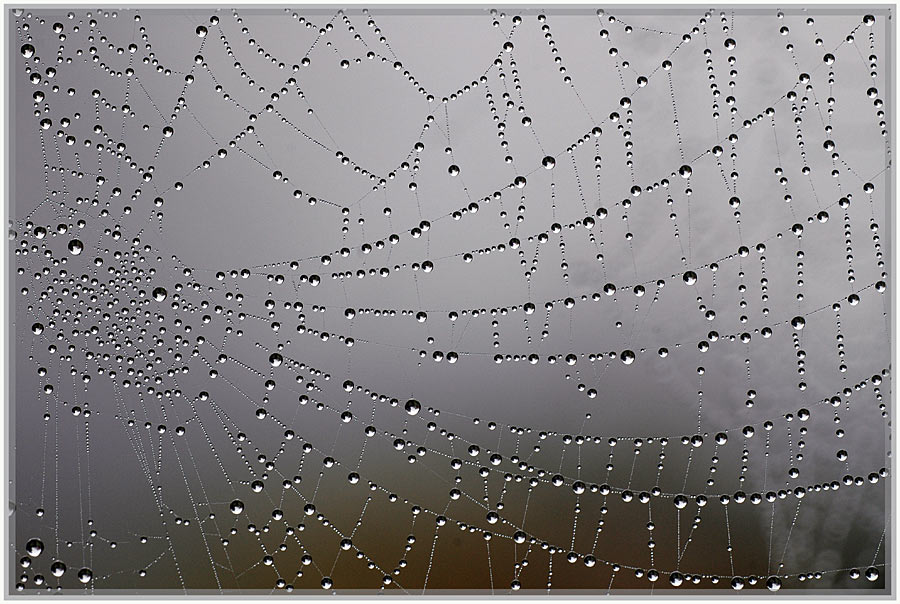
[24,539,43,557]
[67,239,84,255]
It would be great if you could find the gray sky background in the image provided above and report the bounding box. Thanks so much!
[8,6,892,595]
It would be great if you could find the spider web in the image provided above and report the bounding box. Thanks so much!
[8,6,892,595]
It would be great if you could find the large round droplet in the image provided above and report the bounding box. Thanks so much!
[67,239,83,255]
[24,539,43,557]
[542,156,556,169]
[152,287,167,302]
[791,316,805,330]
[620,350,635,365]
[77,568,93,583]
[766,576,782,591]
[229,500,244,514]
[404,399,421,416]
[683,271,697,285]
[21,44,35,58]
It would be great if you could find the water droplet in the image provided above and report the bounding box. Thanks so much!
[21,44,35,59]
[152,287,167,302]
[67,239,83,255]
[50,561,66,577]
[683,271,697,285]
[25,539,43,557]
[542,156,556,169]
[230,500,244,514]
[405,399,421,416]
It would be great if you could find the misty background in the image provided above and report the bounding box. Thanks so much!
[8,6,892,595]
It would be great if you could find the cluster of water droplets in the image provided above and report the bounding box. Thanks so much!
[9,7,890,595]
